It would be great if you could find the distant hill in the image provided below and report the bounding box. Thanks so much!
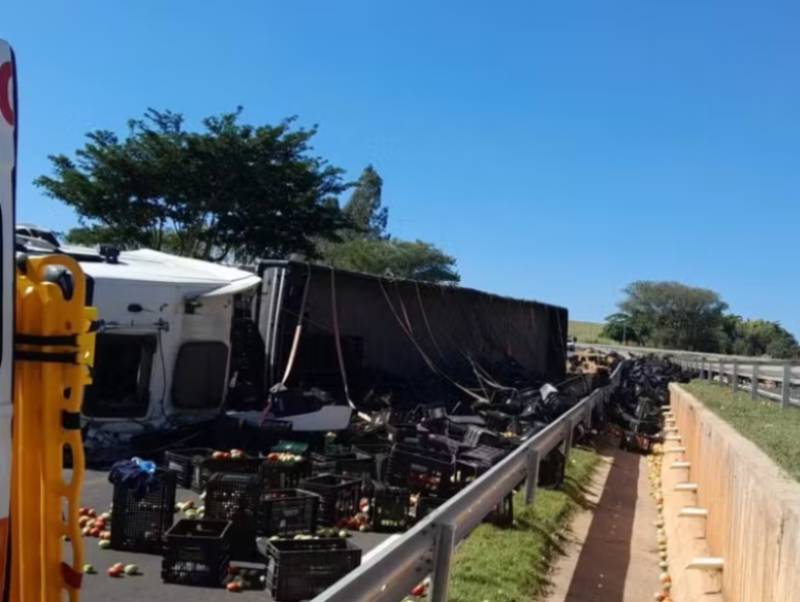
[568,320,615,344]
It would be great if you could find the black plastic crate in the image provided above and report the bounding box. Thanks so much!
[461,445,507,467]
[164,448,213,489]
[386,423,426,444]
[298,474,361,527]
[370,407,409,427]
[110,469,176,554]
[260,456,311,489]
[311,449,375,483]
[480,410,516,433]
[454,459,488,489]
[485,492,514,527]
[444,421,469,441]
[257,489,319,537]
[310,454,337,476]
[231,419,294,455]
[162,519,232,587]
[421,433,465,457]
[539,448,566,489]
[422,404,447,421]
[414,494,448,520]
[463,425,504,448]
[354,443,392,481]
[387,444,456,495]
[446,414,486,427]
[194,456,264,492]
[370,483,411,532]
[266,538,361,602]
[203,473,261,560]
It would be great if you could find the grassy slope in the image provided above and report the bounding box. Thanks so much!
[448,447,599,602]
[567,320,613,344]
[683,381,800,482]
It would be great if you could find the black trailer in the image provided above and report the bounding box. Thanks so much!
[254,261,567,409]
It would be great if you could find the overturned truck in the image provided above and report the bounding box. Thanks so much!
[254,260,569,419]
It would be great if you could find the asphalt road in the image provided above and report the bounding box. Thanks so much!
[74,469,389,602]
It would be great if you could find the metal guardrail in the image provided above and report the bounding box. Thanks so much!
[312,362,625,602]
[675,356,799,408]
[576,342,799,408]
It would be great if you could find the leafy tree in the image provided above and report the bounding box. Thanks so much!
[318,165,460,283]
[324,238,459,282]
[342,165,388,239]
[64,226,123,247]
[603,282,798,358]
[36,108,349,261]
[720,316,798,359]
[600,312,641,344]
[612,281,728,351]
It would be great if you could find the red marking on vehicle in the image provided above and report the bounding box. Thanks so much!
[0,61,14,127]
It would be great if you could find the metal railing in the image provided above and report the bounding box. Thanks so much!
[312,362,625,602]
[675,356,799,408]
[576,342,799,408]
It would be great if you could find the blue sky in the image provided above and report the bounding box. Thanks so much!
[6,1,800,335]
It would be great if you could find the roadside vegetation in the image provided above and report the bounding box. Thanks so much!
[568,320,615,345]
[448,447,599,602]
[683,381,800,482]
[600,281,798,358]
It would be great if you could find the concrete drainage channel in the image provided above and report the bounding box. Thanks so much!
[649,408,725,602]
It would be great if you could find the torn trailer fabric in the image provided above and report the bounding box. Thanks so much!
[255,261,569,412]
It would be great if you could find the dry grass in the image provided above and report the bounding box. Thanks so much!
[568,320,615,344]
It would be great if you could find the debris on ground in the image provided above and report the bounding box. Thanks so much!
[608,356,690,453]
[90,353,694,599]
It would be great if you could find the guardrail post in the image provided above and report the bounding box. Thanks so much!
[429,521,456,602]
[732,360,739,394]
[781,362,791,409]
[562,418,574,463]
[751,363,759,400]
[706,358,712,382]
[525,449,540,505]
[718,359,724,386]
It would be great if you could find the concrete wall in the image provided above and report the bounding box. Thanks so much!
[669,384,800,602]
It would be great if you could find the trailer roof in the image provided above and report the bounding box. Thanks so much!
[81,248,261,291]
[258,259,568,313]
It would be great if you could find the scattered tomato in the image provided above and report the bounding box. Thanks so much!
[124,564,139,576]
[410,583,427,596]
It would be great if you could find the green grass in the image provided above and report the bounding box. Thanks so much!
[567,320,614,344]
[448,447,600,602]
[683,380,800,482]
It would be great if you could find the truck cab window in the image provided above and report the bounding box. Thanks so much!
[172,341,229,409]
[82,333,155,418]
